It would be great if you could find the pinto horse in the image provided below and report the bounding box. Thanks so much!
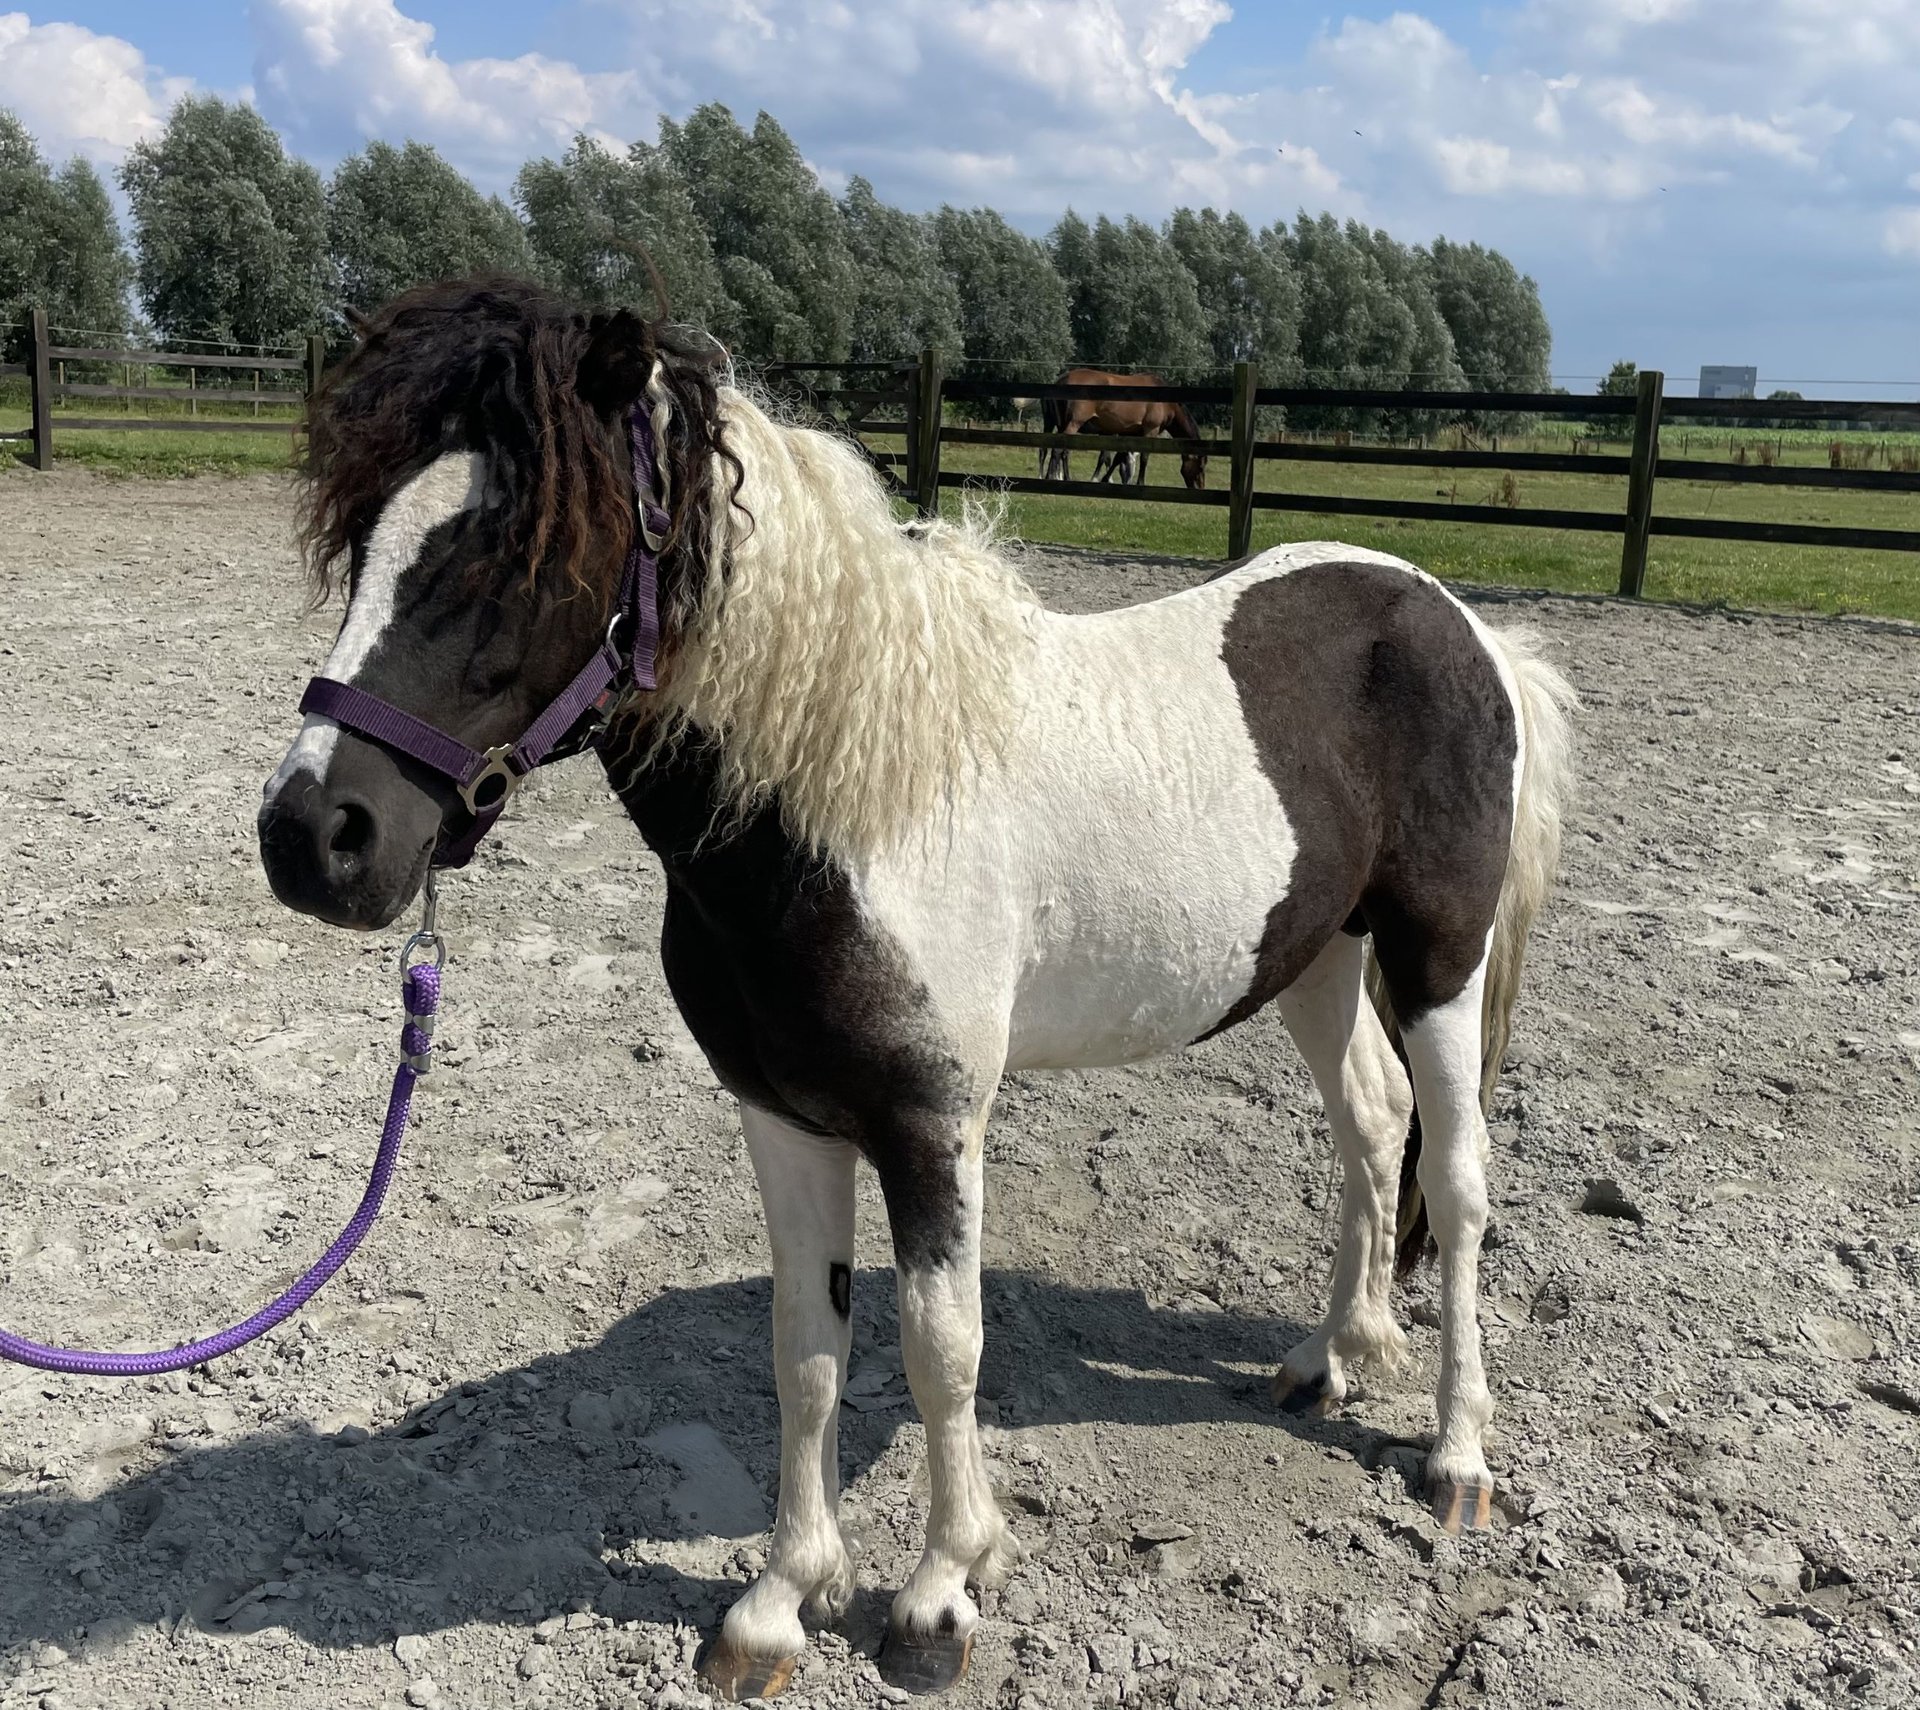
[260,279,1576,1701]
[1039,366,1208,488]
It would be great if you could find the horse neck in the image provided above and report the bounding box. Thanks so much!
[651,394,1038,866]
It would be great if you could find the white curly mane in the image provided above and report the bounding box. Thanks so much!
[650,388,1039,863]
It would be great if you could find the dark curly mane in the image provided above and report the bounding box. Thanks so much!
[300,275,739,627]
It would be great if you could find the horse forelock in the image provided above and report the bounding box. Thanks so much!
[299,276,739,635]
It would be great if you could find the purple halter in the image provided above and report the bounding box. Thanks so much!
[301,407,667,868]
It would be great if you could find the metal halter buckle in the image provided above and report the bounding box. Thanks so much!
[457,744,525,817]
[400,871,447,973]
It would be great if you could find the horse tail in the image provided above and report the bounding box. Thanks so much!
[1376,623,1579,1272]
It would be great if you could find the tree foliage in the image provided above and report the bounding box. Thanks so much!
[1166,207,1300,378]
[4,97,1559,421]
[840,177,961,363]
[0,111,131,356]
[120,96,329,349]
[516,135,728,328]
[1426,237,1551,392]
[1597,360,1640,396]
[932,206,1072,377]
[660,105,856,361]
[330,140,530,325]
[1592,360,1641,435]
[1051,213,1209,372]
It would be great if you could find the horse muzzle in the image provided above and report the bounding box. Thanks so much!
[257,761,438,931]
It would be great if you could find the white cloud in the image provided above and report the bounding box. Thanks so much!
[1433,137,1592,199]
[1885,208,1920,260]
[588,0,1259,215]
[250,0,646,176]
[11,0,1916,383]
[1587,79,1818,165]
[233,0,1262,210]
[0,12,189,164]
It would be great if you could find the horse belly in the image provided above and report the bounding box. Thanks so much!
[1000,695,1300,1067]
[1004,893,1281,1069]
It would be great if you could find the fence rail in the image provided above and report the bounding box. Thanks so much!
[13,320,1919,599]
[759,360,919,497]
[781,355,1920,597]
[45,344,307,372]
[6,309,325,469]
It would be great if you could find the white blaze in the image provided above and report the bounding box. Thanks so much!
[264,453,484,802]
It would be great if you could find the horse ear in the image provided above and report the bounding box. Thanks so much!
[344,305,375,341]
[577,309,657,417]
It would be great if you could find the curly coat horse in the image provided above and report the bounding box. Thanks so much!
[260,279,1576,1700]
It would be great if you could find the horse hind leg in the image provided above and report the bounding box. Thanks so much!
[1375,922,1500,1534]
[1272,933,1414,1416]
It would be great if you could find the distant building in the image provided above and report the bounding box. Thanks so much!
[1699,365,1758,400]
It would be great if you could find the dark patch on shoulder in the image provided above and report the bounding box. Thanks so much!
[605,730,973,1272]
[1206,559,1517,1031]
[829,1261,852,1318]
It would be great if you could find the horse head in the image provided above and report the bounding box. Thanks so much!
[257,278,731,929]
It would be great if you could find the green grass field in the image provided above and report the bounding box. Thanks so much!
[6,399,1917,621]
[921,433,1920,620]
[0,392,305,477]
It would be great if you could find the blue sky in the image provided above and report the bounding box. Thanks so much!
[4,1,1918,396]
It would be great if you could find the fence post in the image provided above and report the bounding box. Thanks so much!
[306,334,326,405]
[1617,367,1664,598]
[914,346,943,520]
[901,359,921,504]
[1227,359,1258,560]
[28,306,53,471]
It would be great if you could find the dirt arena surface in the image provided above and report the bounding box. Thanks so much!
[1,468,1916,1710]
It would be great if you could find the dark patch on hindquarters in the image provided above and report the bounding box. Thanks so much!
[829,1261,852,1318]
[603,729,974,1271]
[1206,559,1517,1032]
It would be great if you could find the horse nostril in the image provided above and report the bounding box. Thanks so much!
[328,801,376,869]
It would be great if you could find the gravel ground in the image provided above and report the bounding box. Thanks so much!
[1,468,1916,1710]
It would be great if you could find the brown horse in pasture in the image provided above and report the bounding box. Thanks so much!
[1039,367,1207,488]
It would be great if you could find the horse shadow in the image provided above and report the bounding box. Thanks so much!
[0,1270,1400,1660]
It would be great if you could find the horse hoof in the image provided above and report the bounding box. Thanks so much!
[697,1635,798,1702]
[1271,1368,1333,1416]
[1428,1478,1493,1535]
[879,1629,974,1695]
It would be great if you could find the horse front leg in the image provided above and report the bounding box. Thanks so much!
[877,1112,1023,1692]
[702,1107,857,1702]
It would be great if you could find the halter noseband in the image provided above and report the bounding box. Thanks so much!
[300,402,668,870]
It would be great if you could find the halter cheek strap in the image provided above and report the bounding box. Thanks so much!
[300,397,669,870]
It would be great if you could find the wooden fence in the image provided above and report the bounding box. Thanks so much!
[14,324,1920,599]
[764,355,1920,598]
[3,308,324,470]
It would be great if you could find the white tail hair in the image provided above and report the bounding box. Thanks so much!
[649,387,1038,862]
[1478,625,1580,1107]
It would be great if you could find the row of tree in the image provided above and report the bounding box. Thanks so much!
[2,96,1553,394]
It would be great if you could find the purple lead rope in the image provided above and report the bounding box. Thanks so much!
[4,397,668,1381]
[0,959,442,1378]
